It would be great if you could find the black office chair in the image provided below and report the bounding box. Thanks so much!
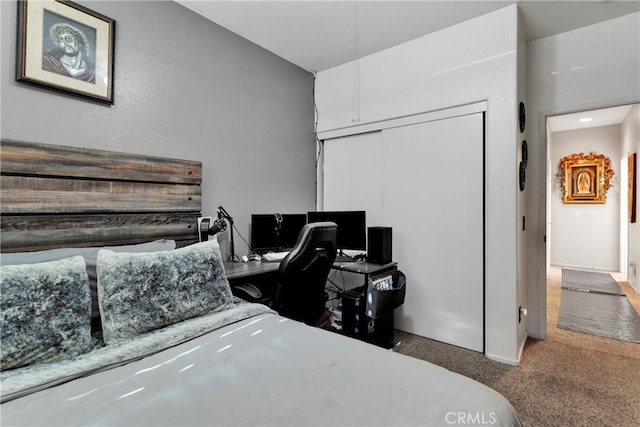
[274,221,337,327]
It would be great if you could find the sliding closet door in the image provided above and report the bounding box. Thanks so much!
[383,113,484,352]
[323,131,383,225]
[322,112,484,351]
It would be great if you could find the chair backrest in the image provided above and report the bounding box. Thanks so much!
[275,221,337,326]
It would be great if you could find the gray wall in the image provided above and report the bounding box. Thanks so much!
[1,1,316,258]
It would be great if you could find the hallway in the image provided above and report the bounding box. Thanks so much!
[546,265,639,358]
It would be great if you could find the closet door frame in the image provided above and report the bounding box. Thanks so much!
[317,102,487,141]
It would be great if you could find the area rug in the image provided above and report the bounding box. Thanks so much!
[561,268,624,295]
[558,269,640,343]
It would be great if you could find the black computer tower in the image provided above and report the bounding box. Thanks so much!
[342,286,394,349]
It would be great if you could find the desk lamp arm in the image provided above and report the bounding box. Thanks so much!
[217,205,236,262]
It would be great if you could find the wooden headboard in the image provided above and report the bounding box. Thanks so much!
[1,140,202,253]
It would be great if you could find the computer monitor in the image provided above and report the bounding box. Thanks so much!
[307,210,366,255]
[250,213,307,253]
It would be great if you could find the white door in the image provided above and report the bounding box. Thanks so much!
[323,112,485,351]
[323,131,384,226]
[382,113,484,351]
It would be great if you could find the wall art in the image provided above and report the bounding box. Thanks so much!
[556,152,614,204]
[16,0,115,104]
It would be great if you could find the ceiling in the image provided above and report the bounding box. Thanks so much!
[175,0,640,73]
[547,104,636,133]
[175,1,638,132]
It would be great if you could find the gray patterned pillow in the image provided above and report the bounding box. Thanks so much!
[97,239,233,345]
[0,256,92,371]
[0,240,176,336]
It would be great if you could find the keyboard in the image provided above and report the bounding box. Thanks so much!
[262,251,290,262]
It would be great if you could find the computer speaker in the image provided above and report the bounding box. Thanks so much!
[367,227,392,264]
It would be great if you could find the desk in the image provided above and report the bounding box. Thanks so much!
[224,260,396,282]
[332,261,397,276]
[331,261,398,294]
[225,259,400,348]
[224,260,279,281]
[224,260,280,305]
[225,259,397,304]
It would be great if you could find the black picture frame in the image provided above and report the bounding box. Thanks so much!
[16,0,116,104]
[519,161,526,192]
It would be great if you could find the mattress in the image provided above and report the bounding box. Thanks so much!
[1,310,522,426]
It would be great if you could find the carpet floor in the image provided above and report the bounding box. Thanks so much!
[393,266,640,427]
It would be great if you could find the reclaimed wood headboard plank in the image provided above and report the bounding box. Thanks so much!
[0,140,203,252]
[1,177,201,214]
[1,213,197,252]
[0,140,201,184]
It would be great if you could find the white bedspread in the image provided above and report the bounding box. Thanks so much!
[0,300,272,401]
[1,310,522,426]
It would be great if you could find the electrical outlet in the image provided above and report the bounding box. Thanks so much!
[519,306,527,323]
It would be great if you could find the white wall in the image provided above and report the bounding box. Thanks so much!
[316,6,521,363]
[622,105,640,291]
[549,125,622,271]
[526,13,640,338]
[516,6,528,356]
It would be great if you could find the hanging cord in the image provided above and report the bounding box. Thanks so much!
[352,1,361,123]
[314,71,322,166]
[326,270,345,303]
[229,223,250,261]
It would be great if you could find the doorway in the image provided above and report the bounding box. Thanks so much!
[545,103,640,335]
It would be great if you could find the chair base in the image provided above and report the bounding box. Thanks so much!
[314,309,333,330]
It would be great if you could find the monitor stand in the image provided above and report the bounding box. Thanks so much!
[335,250,355,262]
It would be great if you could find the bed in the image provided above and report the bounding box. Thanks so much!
[0,140,523,426]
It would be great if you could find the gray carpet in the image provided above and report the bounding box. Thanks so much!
[559,269,640,343]
[394,331,640,427]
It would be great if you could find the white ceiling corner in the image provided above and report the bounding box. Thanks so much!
[175,0,640,73]
[174,1,639,132]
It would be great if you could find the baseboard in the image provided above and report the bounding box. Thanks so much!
[553,263,618,273]
[484,332,527,366]
[517,331,528,363]
[485,352,519,366]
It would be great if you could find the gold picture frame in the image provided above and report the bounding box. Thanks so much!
[16,0,116,104]
[556,151,614,204]
[563,160,604,204]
